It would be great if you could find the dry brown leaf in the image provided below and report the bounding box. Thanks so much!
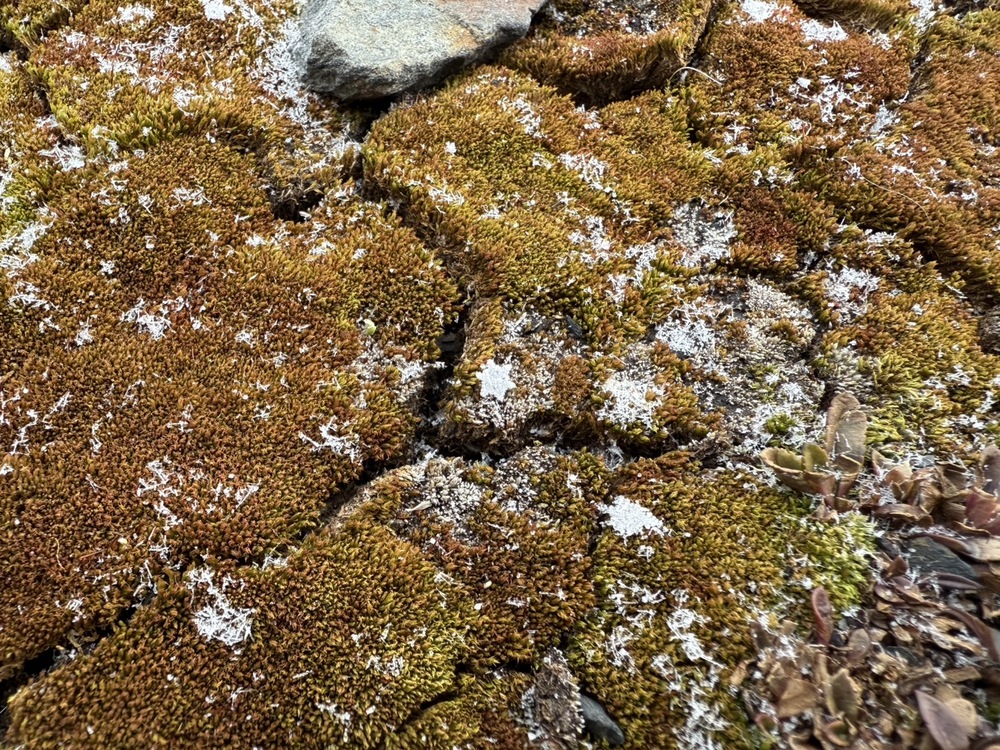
[826,668,862,720]
[812,586,834,646]
[777,678,820,719]
[916,691,971,750]
[982,444,1000,498]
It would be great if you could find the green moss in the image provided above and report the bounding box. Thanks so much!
[28,0,358,199]
[765,413,797,436]
[566,457,875,748]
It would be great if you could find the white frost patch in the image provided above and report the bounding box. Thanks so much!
[801,19,848,43]
[671,203,736,269]
[601,495,666,539]
[200,0,232,21]
[39,143,86,171]
[299,417,362,463]
[188,568,254,648]
[597,363,663,430]
[569,215,613,263]
[910,0,940,31]
[825,266,881,321]
[121,297,185,340]
[1,217,51,277]
[666,606,719,664]
[499,95,543,138]
[740,0,780,23]
[656,307,722,368]
[114,4,155,24]
[476,359,515,402]
[558,152,610,192]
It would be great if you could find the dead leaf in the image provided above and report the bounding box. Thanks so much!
[982,445,1000,498]
[777,678,820,719]
[826,668,862,720]
[961,537,1000,563]
[825,393,865,465]
[916,691,971,750]
[846,629,872,668]
[819,719,855,747]
[812,586,834,646]
[874,503,932,525]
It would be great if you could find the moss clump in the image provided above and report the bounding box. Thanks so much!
[819,286,1000,451]
[28,0,359,202]
[6,520,477,748]
[500,0,715,103]
[0,138,458,680]
[5,446,875,749]
[365,68,722,452]
[0,0,89,49]
[568,457,874,748]
[351,448,605,668]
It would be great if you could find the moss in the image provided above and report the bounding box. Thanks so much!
[365,68,722,452]
[500,0,715,103]
[382,672,535,749]
[567,458,874,748]
[765,413,797,436]
[0,138,457,680]
[28,0,358,201]
[6,519,477,748]
[819,285,999,452]
[0,0,89,49]
[351,449,605,668]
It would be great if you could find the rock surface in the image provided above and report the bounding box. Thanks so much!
[295,0,548,99]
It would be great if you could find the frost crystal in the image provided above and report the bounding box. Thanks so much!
[476,359,515,402]
[200,0,232,21]
[188,568,254,648]
[741,0,781,23]
[601,496,666,539]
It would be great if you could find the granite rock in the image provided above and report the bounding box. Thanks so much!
[295,0,547,99]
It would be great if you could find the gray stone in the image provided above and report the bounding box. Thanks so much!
[580,694,626,746]
[295,0,547,100]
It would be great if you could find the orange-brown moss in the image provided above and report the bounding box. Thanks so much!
[0,137,458,680]
[501,0,714,103]
[351,449,605,668]
[6,519,477,749]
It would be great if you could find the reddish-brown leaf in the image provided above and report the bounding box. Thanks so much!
[812,586,834,645]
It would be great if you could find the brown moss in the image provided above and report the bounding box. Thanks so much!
[501,0,714,103]
[6,519,477,749]
[365,68,721,452]
[0,138,457,680]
